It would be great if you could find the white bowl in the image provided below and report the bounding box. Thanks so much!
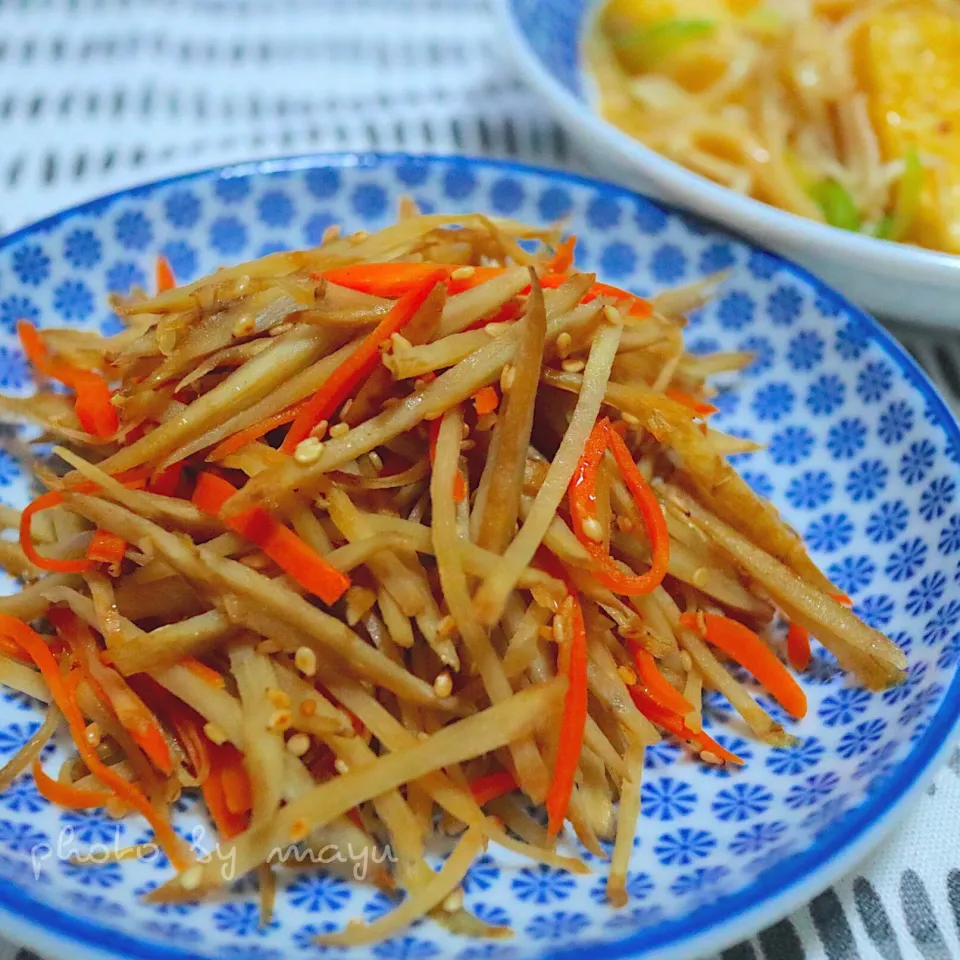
[498,0,960,329]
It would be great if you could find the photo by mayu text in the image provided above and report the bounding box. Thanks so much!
[31,825,397,881]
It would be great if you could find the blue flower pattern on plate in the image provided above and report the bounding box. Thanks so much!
[0,152,955,960]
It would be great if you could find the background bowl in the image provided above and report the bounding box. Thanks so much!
[498,0,960,329]
[0,154,959,960]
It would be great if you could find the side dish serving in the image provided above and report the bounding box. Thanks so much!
[0,210,906,945]
[591,0,960,253]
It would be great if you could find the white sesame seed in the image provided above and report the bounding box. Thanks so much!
[267,688,291,709]
[256,639,280,655]
[329,422,350,438]
[84,722,102,747]
[700,750,722,766]
[433,671,453,699]
[294,437,324,464]
[340,399,353,418]
[287,733,311,757]
[268,710,293,734]
[203,722,228,746]
[443,889,464,912]
[180,865,204,891]
[692,567,709,588]
[322,224,341,244]
[561,359,585,373]
[310,420,329,440]
[451,266,476,280]
[617,516,634,533]
[581,516,605,542]
[289,817,310,842]
[603,305,623,325]
[621,411,640,426]
[556,332,573,358]
[617,665,637,687]
[368,451,384,472]
[232,318,256,338]
[500,365,516,393]
[334,758,350,775]
[295,646,318,677]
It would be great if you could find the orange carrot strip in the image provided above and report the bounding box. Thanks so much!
[208,399,310,461]
[462,298,524,334]
[679,612,807,719]
[787,622,811,672]
[86,530,127,567]
[155,254,176,293]
[192,472,350,604]
[539,275,653,318]
[471,385,499,417]
[665,389,719,417]
[18,320,118,438]
[51,609,174,776]
[217,744,252,816]
[830,592,853,607]
[147,462,185,498]
[32,759,112,809]
[319,263,503,298]
[0,614,189,868]
[546,590,588,836]
[20,491,94,574]
[283,271,446,452]
[179,658,225,689]
[204,742,250,838]
[632,646,693,715]
[568,418,669,596]
[548,236,577,274]
[629,687,744,764]
[469,770,518,807]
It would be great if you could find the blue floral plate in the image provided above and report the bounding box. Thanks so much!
[0,154,958,960]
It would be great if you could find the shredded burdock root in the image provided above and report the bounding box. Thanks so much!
[0,208,906,944]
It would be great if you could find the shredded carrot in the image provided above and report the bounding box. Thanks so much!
[147,462,185,498]
[192,472,351,605]
[20,491,94,574]
[51,608,174,775]
[86,530,127,568]
[471,385,499,417]
[787,622,811,672]
[204,742,250,838]
[319,262,502,298]
[665,389,719,417]
[217,744,252,815]
[155,254,176,293]
[427,418,467,502]
[132,676,212,785]
[631,645,692,715]
[283,271,446,452]
[630,687,744,764]
[548,236,577,274]
[469,770,518,807]
[568,418,669,596]
[209,400,309,461]
[179,658,225,689]
[0,613,189,868]
[546,589,588,836]
[32,759,112,809]
[830,592,853,607]
[17,320,118,439]
[680,611,807,719]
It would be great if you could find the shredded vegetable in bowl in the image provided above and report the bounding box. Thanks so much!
[590,0,960,253]
[0,208,907,946]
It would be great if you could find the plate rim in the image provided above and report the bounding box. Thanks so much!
[0,151,957,960]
